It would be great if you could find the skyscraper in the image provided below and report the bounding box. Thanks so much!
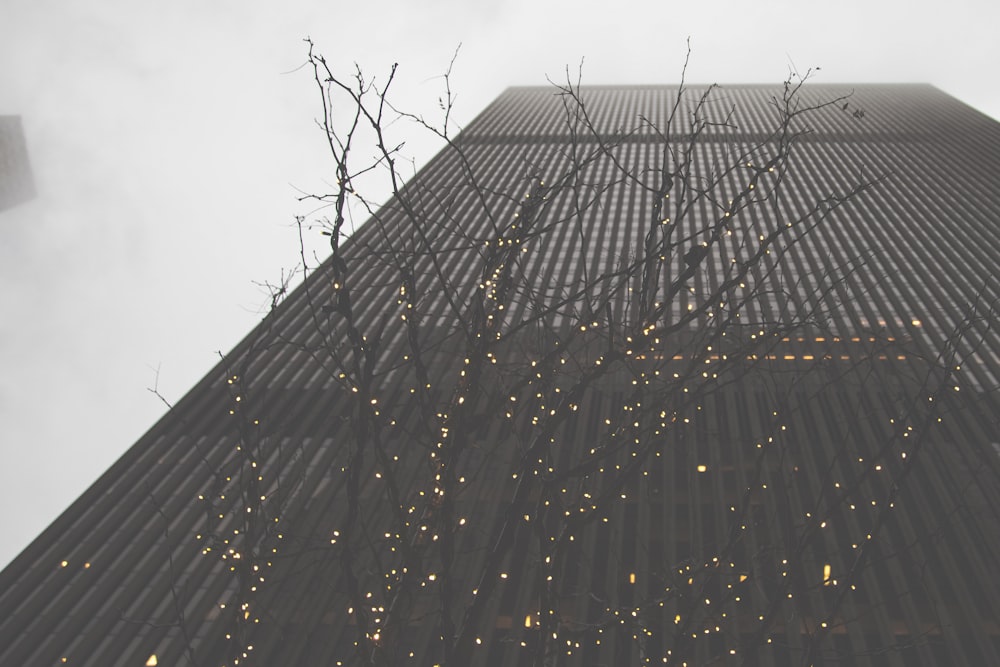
[0,115,34,212]
[1,84,998,667]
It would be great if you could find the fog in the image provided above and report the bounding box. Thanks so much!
[1,0,997,568]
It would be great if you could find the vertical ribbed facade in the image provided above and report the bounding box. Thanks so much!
[0,85,998,667]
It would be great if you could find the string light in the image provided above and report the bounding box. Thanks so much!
[152,80,979,667]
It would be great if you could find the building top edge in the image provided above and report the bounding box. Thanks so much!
[500,83,938,92]
[461,84,1000,140]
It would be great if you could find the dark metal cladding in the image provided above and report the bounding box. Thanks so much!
[1,85,998,667]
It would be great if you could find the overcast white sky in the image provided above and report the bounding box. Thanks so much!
[1,0,997,569]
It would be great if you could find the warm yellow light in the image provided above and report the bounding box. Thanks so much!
[524,614,533,628]
[146,656,158,667]
[822,564,832,584]
[696,465,707,473]
[629,572,636,584]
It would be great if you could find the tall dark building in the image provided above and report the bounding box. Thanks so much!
[0,115,35,212]
[1,84,998,667]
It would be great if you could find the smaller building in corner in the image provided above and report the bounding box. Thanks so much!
[0,115,36,212]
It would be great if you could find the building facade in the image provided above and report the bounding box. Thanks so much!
[0,85,998,666]
[0,115,34,212]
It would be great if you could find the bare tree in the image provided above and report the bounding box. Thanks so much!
[193,44,1000,667]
